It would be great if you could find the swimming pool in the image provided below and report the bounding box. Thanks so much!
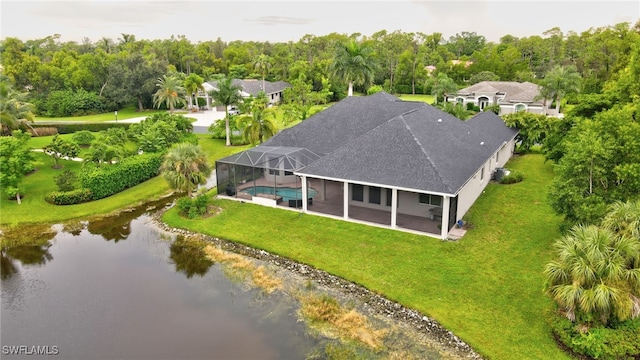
[241,186,318,202]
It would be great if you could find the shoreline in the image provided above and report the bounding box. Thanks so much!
[151,209,483,359]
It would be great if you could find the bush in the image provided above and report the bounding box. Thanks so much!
[54,169,77,192]
[176,194,209,218]
[80,153,163,200]
[72,130,96,146]
[32,123,131,134]
[45,189,93,205]
[500,170,524,184]
[548,313,640,360]
[40,89,107,117]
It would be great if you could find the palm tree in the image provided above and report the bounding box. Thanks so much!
[161,143,211,197]
[544,225,640,326]
[0,75,36,135]
[431,73,458,105]
[183,73,204,111]
[208,77,243,146]
[253,54,272,93]
[236,93,278,145]
[330,40,378,96]
[539,65,582,113]
[602,199,640,240]
[153,75,186,113]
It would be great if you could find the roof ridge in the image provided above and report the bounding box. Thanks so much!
[398,115,451,193]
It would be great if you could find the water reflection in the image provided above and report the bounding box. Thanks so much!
[169,237,215,278]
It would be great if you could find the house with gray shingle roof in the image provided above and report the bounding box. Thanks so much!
[201,79,291,109]
[215,92,518,239]
[446,81,554,116]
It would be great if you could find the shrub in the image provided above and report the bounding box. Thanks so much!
[548,312,640,360]
[176,194,210,219]
[32,123,131,134]
[500,170,524,184]
[80,153,163,200]
[40,89,106,117]
[54,169,77,192]
[366,85,384,95]
[45,189,93,205]
[72,130,96,146]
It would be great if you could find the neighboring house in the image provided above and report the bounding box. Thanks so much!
[215,92,518,239]
[446,81,554,116]
[200,79,291,110]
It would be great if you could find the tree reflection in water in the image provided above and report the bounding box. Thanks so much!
[169,237,215,278]
[0,224,57,280]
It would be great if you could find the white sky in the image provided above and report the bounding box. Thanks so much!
[1,0,638,44]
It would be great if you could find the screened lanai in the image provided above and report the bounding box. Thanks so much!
[215,146,322,207]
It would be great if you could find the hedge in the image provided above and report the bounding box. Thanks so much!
[32,122,131,134]
[45,189,94,205]
[80,153,163,200]
[548,313,640,359]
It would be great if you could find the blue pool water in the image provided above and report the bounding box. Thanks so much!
[241,186,318,202]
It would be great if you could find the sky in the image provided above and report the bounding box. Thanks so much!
[1,0,638,44]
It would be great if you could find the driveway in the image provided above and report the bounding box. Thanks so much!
[117,109,227,134]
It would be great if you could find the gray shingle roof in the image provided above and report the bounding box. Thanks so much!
[220,92,518,196]
[206,79,291,96]
[454,81,543,104]
[297,102,517,195]
[262,92,425,155]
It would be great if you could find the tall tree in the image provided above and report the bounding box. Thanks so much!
[430,72,458,104]
[539,65,582,113]
[0,130,35,204]
[160,143,211,197]
[153,74,186,113]
[236,93,277,145]
[208,77,243,146]
[330,40,378,96]
[183,73,204,110]
[253,54,272,93]
[0,75,36,135]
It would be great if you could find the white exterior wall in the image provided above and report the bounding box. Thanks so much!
[456,137,516,218]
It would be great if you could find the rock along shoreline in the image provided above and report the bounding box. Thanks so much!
[152,207,483,360]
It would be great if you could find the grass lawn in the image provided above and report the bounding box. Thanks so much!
[162,152,569,360]
[34,105,164,122]
[0,152,171,227]
[0,134,250,227]
[397,93,435,104]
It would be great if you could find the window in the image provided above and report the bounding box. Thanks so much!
[269,169,280,175]
[515,103,526,112]
[456,97,464,104]
[496,149,500,163]
[419,194,442,206]
[369,186,381,204]
[480,166,485,180]
[352,184,363,202]
[386,188,392,207]
[284,171,293,176]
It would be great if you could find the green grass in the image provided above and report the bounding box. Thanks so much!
[162,153,569,360]
[397,93,435,104]
[35,105,164,122]
[0,152,172,226]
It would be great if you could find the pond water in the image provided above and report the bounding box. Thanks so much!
[1,200,453,360]
[1,207,319,359]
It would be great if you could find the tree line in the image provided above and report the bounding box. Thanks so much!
[1,21,638,115]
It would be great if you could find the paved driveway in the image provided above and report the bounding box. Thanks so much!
[117,109,226,134]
